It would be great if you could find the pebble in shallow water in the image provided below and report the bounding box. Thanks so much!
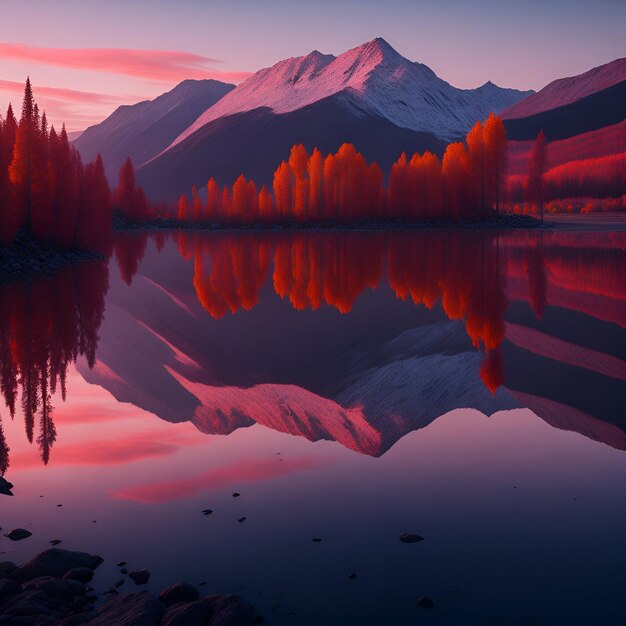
[4,528,32,541]
[128,569,150,585]
[417,596,435,609]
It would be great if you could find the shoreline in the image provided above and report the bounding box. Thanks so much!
[115,212,549,233]
[0,546,260,625]
[0,232,104,284]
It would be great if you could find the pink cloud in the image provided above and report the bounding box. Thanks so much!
[0,78,141,106]
[0,78,146,131]
[0,42,251,84]
[112,456,325,503]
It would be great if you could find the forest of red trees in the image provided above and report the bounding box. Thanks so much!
[1,79,621,247]
[171,113,509,224]
[506,120,625,213]
[0,80,152,250]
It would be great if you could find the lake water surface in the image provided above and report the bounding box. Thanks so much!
[1,226,625,625]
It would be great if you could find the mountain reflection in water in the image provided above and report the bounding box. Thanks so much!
[1,229,624,469]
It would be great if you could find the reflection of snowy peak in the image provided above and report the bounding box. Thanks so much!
[169,38,532,147]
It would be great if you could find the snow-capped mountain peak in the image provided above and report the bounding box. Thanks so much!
[165,38,532,151]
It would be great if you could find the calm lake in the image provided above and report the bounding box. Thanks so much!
[1,226,625,625]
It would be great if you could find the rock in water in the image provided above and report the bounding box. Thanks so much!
[417,596,435,609]
[88,591,164,625]
[0,561,17,577]
[399,533,424,543]
[210,594,258,626]
[4,528,32,541]
[159,582,200,606]
[11,548,103,583]
[62,567,94,583]
[0,577,20,598]
[0,477,13,496]
[129,569,151,585]
[162,598,215,625]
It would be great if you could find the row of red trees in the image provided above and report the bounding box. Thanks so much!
[0,80,152,250]
[508,151,624,207]
[180,230,507,392]
[174,113,511,224]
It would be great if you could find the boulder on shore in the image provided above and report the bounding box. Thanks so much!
[11,549,103,583]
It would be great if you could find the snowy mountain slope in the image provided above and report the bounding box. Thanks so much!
[502,57,626,120]
[74,79,235,181]
[167,38,532,148]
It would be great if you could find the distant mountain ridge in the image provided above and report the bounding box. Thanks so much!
[502,57,626,120]
[74,79,235,182]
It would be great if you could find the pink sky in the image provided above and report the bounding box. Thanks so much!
[0,0,623,131]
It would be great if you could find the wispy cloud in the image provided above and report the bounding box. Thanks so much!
[0,78,141,106]
[0,79,144,131]
[0,42,251,83]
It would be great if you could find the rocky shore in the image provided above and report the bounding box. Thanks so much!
[0,231,102,284]
[0,548,260,625]
[116,211,548,233]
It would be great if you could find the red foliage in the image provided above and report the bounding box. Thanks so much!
[114,157,150,223]
[508,120,626,176]
[0,80,118,249]
[180,231,509,392]
[173,116,512,225]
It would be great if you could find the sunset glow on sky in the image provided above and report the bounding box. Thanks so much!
[0,0,624,130]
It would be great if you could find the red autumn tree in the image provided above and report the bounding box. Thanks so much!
[288,144,309,221]
[273,161,293,221]
[258,185,274,222]
[232,174,249,223]
[207,178,221,221]
[466,120,485,216]
[483,112,507,214]
[75,154,112,254]
[9,78,50,237]
[177,193,189,221]
[527,130,548,220]
[308,148,324,218]
[442,142,470,219]
[0,104,19,243]
[115,158,137,220]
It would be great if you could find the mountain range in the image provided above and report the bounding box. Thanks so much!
[72,39,625,203]
[74,38,532,200]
